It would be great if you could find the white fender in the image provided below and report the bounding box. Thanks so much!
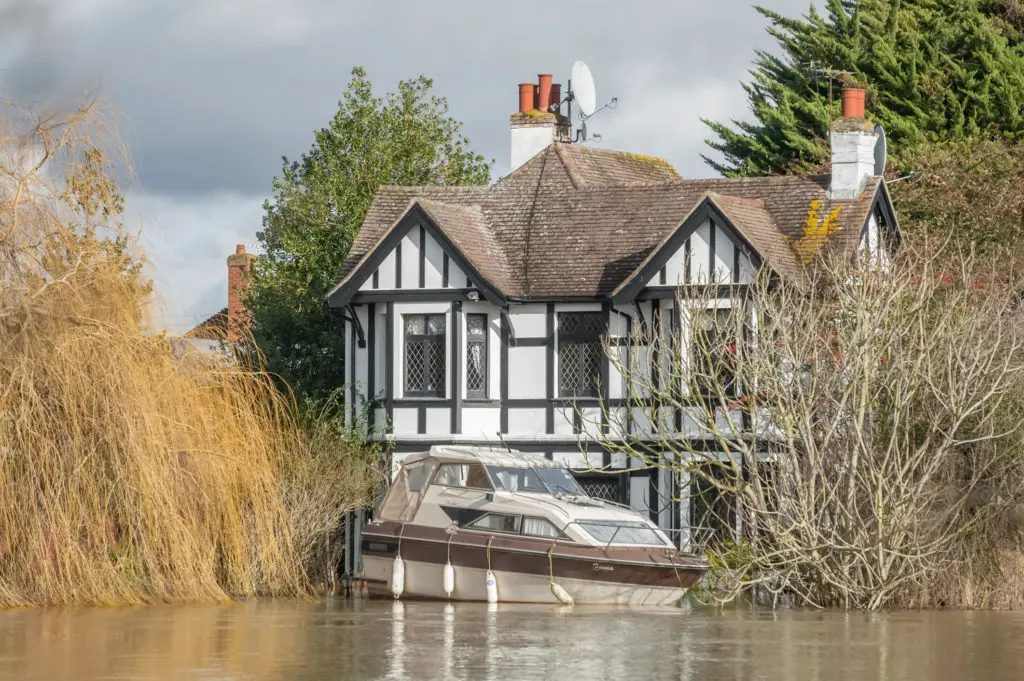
[550,581,574,606]
[443,562,455,597]
[485,569,498,603]
[390,555,405,598]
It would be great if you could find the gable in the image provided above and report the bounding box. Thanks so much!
[326,203,506,308]
[653,216,758,288]
[355,223,469,293]
[611,199,765,303]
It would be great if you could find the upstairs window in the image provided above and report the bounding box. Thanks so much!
[466,313,488,399]
[404,313,446,397]
[558,312,603,397]
[690,307,739,397]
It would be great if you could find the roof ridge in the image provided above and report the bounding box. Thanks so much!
[552,143,584,189]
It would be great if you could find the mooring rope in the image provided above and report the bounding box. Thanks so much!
[486,536,493,571]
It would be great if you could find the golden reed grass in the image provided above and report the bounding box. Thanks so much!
[0,100,376,606]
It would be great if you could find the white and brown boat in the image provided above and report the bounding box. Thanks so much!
[361,446,709,606]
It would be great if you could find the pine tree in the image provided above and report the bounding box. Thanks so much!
[704,0,1024,176]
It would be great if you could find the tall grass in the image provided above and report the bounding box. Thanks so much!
[0,100,377,606]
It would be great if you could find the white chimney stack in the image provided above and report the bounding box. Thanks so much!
[509,74,569,171]
[829,86,880,200]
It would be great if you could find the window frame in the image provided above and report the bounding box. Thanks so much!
[465,312,489,400]
[403,313,447,398]
[557,311,604,398]
[466,512,522,535]
[688,305,741,399]
[521,515,568,540]
[431,462,494,491]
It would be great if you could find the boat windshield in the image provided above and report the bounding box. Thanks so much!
[577,520,667,546]
[535,468,586,495]
[486,467,548,493]
[486,466,588,495]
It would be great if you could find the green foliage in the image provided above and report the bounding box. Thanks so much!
[704,0,1024,176]
[891,139,1024,259]
[247,67,492,408]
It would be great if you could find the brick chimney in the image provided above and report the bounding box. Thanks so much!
[509,73,570,172]
[226,244,253,341]
[829,86,880,200]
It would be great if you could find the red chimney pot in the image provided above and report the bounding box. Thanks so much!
[518,83,534,113]
[537,74,553,112]
[841,87,866,119]
[550,83,561,113]
[235,244,246,254]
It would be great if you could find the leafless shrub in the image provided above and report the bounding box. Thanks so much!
[596,241,1024,609]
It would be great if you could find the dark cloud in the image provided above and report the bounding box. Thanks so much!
[0,0,813,327]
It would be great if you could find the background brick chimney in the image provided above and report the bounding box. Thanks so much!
[509,73,569,172]
[226,244,253,341]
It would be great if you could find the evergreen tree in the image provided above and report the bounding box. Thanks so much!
[247,67,491,410]
[705,0,1024,176]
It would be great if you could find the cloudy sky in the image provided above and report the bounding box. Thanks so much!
[0,0,811,331]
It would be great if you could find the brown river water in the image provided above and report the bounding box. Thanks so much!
[0,598,1022,680]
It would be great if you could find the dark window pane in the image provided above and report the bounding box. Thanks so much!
[467,314,486,337]
[691,308,738,396]
[405,314,446,396]
[558,312,603,398]
[466,313,488,397]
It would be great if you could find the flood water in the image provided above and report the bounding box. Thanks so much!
[0,599,1022,680]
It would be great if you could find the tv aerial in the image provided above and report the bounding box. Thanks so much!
[564,60,617,142]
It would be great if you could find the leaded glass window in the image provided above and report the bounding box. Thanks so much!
[690,307,738,397]
[404,313,446,397]
[466,313,488,399]
[558,312,603,397]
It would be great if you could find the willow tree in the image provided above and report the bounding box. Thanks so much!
[594,244,1024,609]
[704,0,1024,176]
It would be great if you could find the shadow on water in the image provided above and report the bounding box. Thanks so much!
[0,599,1023,680]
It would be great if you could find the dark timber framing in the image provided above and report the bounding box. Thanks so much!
[418,225,426,289]
[451,300,463,434]
[545,304,555,439]
[395,239,402,289]
[500,312,510,433]
[385,302,395,433]
[327,204,507,308]
[367,303,376,431]
[611,198,765,304]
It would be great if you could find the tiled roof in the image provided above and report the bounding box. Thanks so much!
[183,309,228,340]
[334,142,884,300]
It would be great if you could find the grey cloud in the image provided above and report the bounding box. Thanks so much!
[0,0,814,327]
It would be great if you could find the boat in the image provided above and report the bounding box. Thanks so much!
[360,445,709,605]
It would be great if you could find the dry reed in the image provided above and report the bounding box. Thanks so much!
[0,99,376,606]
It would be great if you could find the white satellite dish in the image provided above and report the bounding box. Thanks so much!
[873,124,888,177]
[570,60,597,118]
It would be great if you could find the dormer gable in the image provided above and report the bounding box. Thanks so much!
[326,200,508,308]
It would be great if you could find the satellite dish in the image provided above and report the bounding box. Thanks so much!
[570,61,597,118]
[873,124,887,177]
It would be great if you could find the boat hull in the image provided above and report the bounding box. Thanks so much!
[363,557,688,605]
[360,521,707,606]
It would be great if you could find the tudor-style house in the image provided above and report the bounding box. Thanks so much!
[327,75,898,543]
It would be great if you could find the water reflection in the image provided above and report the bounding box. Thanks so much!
[0,600,1022,680]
